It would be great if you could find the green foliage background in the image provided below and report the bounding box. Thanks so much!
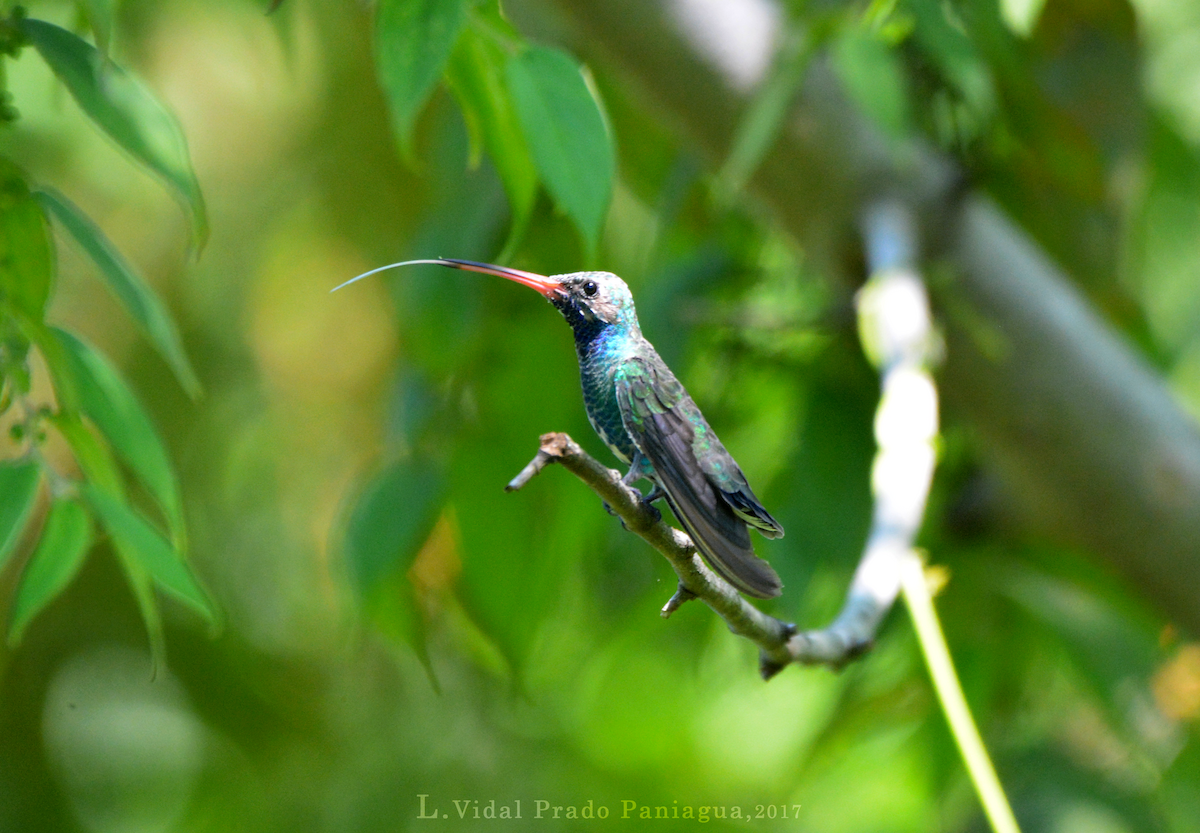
[1,0,1199,831]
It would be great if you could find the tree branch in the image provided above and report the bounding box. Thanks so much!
[509,432,906,678]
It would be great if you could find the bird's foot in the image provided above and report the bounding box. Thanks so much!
[638,498,662,524]
[602,500,633,531]
[642,485,666,504]
[621,451,653,488]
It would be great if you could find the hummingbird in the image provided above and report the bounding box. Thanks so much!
[334,259,784,598]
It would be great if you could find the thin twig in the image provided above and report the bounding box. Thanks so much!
[660,583,697,617]
[505,448,556,492]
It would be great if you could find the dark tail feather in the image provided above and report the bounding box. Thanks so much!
[663,493,783,599]
[627,393,782,598]
[723,487,785,539]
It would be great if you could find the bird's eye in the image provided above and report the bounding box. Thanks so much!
[582,280,599,298]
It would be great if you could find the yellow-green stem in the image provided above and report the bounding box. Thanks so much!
[900,552,1021,833]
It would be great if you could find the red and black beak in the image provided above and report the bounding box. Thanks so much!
[332,258,561,297]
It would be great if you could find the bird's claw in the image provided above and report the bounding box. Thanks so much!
[640,499,661,524]
[642,485,666,504]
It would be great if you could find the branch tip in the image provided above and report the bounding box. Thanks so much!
[661,583,698,618]
[506,449,556,492]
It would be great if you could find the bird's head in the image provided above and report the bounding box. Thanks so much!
[545,270,640,334]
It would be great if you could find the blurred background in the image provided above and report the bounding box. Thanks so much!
[2,0,1200,830]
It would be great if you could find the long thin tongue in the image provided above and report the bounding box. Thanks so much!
[331,258,560,296]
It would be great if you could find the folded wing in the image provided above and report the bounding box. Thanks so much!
[615,356,783,599]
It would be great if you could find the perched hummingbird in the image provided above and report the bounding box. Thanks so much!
[335,259,784,598]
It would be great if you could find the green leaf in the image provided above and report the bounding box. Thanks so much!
[18,318,79,414]
[344,457,445,669]
[80,0,116,55]
[52,413,168,664]
[8,498,92,645]
[50,327,185,544]
[0,459,41,573]
[717,30,814,200]
[506,46,614,259]
[446,26,538,258]
[37,189,201,397]
[0,159,54,322]
[831,27,911,139]
[84,485,214,623]
[999,0,1047,37]
[344,457,445,597]
[374,0,471,163]
[19,18,208,247]
[50,412,121,493]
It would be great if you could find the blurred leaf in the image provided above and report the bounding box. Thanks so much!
[0,330,33,402]
[446,26,538,258]
[344,457,445,597]
[8,498,92,644]
[50,327,185,545]
[52,413,167,662]
[1002,562,1160,698]
[0,459,41,574]
[118,550,167,668]
[364,563,438,686]
[904,0,995,119]
[390,162,507,376]
[374,0,471,164]
[717,30,814,200]
[345,457,445,674]
[832,27,911,139]
[19,18,208,247]
[37,189,201,397]
[506,46,614,259]
[1000,0,1047,37]
[84,485,214,624]
[79,0,115,55]
[1033,0,1140,163]
[773,374,875,593]
[18,318,79,414]
[448,317,586,668]
[0,159,54,323]
[1136,119,1200,354]
[450,440,544,668]
[49,412,122,494]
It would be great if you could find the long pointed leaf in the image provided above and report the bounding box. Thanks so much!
[446,26,538,257]
[831,27,911,139]
[19,18,208,247]
[0,460,42,573]
[506,47,614,259]
[0,159,54,322]
[50,327,185,545]
[51,413,166,664]
[37,189,201,397]
[8,498,92,644]
[344,458,445,597]
[80,0,116,56]
[84,485,214,623]
[375,0,471,163]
